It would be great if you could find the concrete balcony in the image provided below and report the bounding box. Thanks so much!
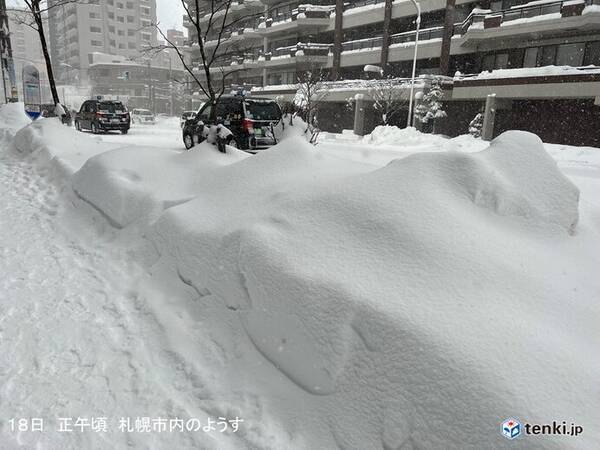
[197,0,264,26]
[257,5,334,36]
[264,42,332,68]
[339,26,445,66]
[204,26,262,49]
[460,0,600,46]
[338,0,461,30]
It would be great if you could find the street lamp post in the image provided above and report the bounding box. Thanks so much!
[406,0,421,128]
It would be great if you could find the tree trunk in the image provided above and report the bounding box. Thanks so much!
[34,9,60,105]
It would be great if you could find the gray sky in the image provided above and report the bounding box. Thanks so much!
[156,0,185,32]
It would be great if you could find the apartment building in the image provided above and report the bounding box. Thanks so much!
[48,0,158,84]
[183,0,600,145]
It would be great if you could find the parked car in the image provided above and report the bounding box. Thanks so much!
[180,110,196,128]
[182,96,282,151]
[75,100,130,134]
[131,108,156,125]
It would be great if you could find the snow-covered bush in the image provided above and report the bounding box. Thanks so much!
[469,112,484,138]
[414,78,447,131]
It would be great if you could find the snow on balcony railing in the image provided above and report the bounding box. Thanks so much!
[341,26,445,53]
[461,0,594,31]
[455,65,600,81]
[258,3,334,28]
[271,42,333,58]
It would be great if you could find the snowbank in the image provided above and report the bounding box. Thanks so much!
[0,102,31,140]
[144,130,588,448]
[13,118,123,179]
[72,143,249,227]
[3,116,599,448]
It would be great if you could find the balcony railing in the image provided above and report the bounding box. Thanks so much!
[461,0,594,31]
[271,42,333,58]
[341,26,444,53]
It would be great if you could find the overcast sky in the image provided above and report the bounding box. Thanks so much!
[156,0,185,32]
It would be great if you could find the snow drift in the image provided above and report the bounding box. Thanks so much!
[3,115,598,449]
[140,130,589,448]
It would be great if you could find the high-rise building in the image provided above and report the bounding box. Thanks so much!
[48,0,158,84]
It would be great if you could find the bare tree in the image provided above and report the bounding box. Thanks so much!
[367,77,407,126]
[294,63,329,139]
[11,0,79,106]
[152,0,264,123]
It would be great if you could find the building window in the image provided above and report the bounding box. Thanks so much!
[90,26,102,33]
[494,53,509,69]
[584,41,600,66]
[556,42,585,67]
[538,45,557,66]
[128,29,135,36]
[128,42,136,49]
[127,16,134,23]
[523,47,538,68]
[108,12,114,19]
[481,54,495,71]
[91,40,103,47]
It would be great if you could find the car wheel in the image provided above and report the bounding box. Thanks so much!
[226,136,239,149]
[75,120,81,131]
[91,122,98,134]
[121,128,129,135]
[183,134,194,150]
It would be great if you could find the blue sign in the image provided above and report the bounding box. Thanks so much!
[23,64,42,120]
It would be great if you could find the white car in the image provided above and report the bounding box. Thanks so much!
[131,109,156,125]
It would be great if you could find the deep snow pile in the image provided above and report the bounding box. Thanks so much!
[3,116,600,448]
[0,102,31,140]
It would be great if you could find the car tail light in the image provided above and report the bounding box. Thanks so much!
[242,118,254,133]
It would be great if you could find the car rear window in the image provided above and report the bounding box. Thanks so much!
[244,101,281,121]
[99,102,126,113]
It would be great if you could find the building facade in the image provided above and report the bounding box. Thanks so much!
[48,0,158,84]
[88,52,186,114]
[0,0,18,103]
[182,0,600,145]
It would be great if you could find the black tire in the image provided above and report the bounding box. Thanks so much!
[226,135,239,149]
[121,128,129,135]
[183,134,195,150]
[75,120,81,131]
[91,122,99,134]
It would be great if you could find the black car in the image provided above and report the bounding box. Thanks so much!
[182,96,282,151]
[75,100,130,134]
